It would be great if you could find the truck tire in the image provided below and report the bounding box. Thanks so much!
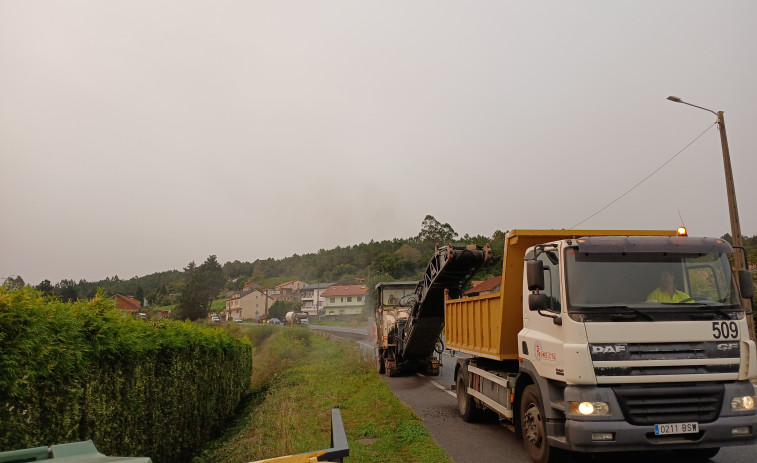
[520,384,561,463]
[386,359,399,377]
[456,372,482,422]
[376,349,385,375]
[672,448,720,460]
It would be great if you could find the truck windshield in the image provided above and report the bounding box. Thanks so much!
[380,287,416,307]
[565,249,743,321]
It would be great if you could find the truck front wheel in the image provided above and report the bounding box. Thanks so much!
[520,384,561,463]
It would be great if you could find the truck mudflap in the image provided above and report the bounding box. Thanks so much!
[564,414,757,453]
[425,357,440,376]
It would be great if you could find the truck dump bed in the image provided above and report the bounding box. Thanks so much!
[444,229,677,360]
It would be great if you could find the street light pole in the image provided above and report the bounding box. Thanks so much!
[666,96,745,272]
[667,96,754,339]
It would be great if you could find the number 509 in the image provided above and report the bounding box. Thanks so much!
[712,321,738,339]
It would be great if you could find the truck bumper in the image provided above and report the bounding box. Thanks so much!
[564,415,757,453]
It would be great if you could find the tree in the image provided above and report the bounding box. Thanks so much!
[268,300,303,321]
[222,260,254,279]
[172,255,226,321]
[250,267,266,284]
[2,275,26,290]
[58,285,78,303]
[35,279,54,296]
[417,215,457,245]
[135,286,145,306]
[147,285,171,307]
[225,277,246,292]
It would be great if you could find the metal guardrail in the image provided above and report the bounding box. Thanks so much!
[251,408,349,463]
[321,408,349,463]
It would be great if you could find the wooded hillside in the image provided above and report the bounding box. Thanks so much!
[5,216,756,309]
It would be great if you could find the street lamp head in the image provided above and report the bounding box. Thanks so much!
[666,95,717,115]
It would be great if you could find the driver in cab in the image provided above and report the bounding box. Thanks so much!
[647,270,692,303]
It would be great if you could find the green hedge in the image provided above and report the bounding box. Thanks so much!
[0,287,252,463]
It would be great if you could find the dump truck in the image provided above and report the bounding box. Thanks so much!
[382,229,757,462]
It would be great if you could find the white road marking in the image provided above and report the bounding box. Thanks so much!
[357,341,374,351]
[432,380,457,398]
[416,373,456,397]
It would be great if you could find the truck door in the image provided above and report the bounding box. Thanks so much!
[523,249,566,381]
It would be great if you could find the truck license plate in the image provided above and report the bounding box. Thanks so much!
[654,422,699,435]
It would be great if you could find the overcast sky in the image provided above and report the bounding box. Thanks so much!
[2,1,756,286]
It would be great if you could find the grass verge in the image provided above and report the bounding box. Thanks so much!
[192,327,452,463]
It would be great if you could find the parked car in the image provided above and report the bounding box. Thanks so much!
[267,318,281,325]
[211,316,221,322]
[234,318,243,323]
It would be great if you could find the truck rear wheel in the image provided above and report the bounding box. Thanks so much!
[386,359,399,377]
[520,384,561,463]
[376,349,385,375]
[456,372,482,422]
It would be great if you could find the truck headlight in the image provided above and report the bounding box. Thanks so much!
[569,401,610,416]
[731,396,756,411]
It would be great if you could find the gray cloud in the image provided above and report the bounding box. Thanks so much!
[2,1,755,285]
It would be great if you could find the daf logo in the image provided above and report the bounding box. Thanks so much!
[592,345,626,354]
[717,343,738,351]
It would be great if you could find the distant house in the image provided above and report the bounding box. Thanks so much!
[320,284,369,318]
[112,294,141,317]
[265,289,283,301]
[275,280,308,301]
[223,286,276,321]
[464,276,502,297]
[299,282,335,317]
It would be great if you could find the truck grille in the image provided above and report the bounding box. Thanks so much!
[590,341,740,379]
[612,383,723,425]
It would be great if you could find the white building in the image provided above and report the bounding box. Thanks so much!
[299,282,335,317]
[320,284,369,318]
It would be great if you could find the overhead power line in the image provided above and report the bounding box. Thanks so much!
[571,122,718,229]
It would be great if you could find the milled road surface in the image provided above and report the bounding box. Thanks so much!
[384,362,531,463]
[313,325,756,463]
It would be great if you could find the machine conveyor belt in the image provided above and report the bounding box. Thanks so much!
[400,243,491,357]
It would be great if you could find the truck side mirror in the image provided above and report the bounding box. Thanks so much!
[527,260,544,291]
[738,269,755,300]
[528,293,548,311]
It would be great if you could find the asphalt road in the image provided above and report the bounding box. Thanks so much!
[313,325,756,463]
